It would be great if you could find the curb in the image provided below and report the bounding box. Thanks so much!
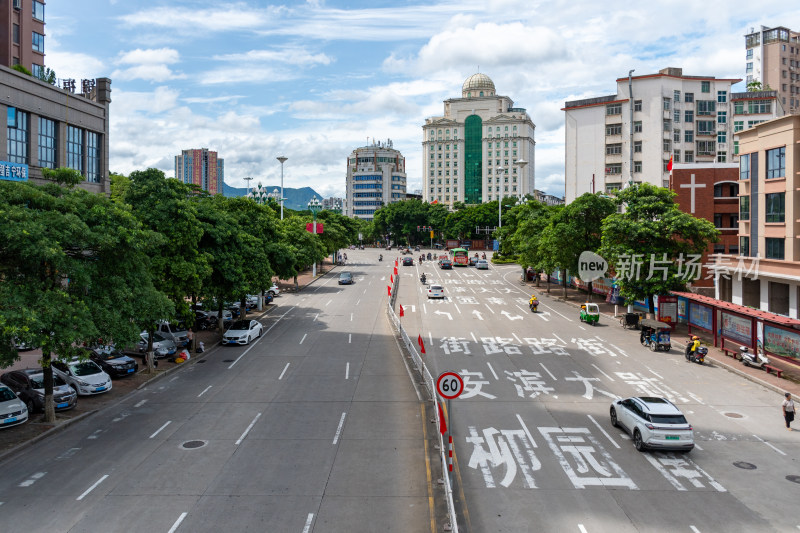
[706,354,792,396]
[0,409,98,465]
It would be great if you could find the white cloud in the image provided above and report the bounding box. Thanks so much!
[111,48,184,81]
[212,47,333,67]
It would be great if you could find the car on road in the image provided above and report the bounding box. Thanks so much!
[402,257,414,266]
[610,396,694,452]
[222,319,263,345]
[52,359,113,396]
[138,331,178,359]
[0,369,77,413]
[338,272,353,285]
[86,346,139,378]
[0,385,28,428]
[427,284,445,299]
[439,259,453,269]
[468,256,479,266]
[476,259,489,270]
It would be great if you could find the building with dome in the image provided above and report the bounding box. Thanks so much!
[422,73,535,206]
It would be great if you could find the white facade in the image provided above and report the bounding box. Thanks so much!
[344,140,406,220]
[564,68,740,203]
[422,73,535,207]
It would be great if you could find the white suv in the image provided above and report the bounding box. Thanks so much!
[610,396,694,452]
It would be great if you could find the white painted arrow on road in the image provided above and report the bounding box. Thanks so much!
[501,310,524,321]
[434,310,453,320]
[472,310,484,320]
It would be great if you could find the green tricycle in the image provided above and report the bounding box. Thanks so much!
[579,303,600,326]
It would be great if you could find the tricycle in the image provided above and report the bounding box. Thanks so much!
[579,303,600,325]
[639,319,672,352]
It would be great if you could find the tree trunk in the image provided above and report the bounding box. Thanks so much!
[217,300,225,338]
[293,275,299,292]
[536,271,540,288]
[648,295,656,319]
[562,270,568,300]
[43,349,56,423]
[588,281,593,303]
[546,272,551,294]
[145,327,156,373]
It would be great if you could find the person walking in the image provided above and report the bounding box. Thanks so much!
[783,392,795,431]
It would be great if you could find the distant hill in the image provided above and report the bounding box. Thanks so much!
[223,183,324,211]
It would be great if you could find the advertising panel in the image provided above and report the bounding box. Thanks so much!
[721,312,752,344]
[688,302,712,331]
[0,161,29,182]
[764,325,800,360]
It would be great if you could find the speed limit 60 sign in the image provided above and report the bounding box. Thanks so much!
[436,371,464,399]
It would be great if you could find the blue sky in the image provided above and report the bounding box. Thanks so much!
[44,0,799,198]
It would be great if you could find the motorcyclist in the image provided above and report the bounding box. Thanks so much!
[379,254,383,261]
[529,295,539,311]
[687,336,701,359]
[420,273,426,284]
[482,253,486,259]
[427,252,432,260]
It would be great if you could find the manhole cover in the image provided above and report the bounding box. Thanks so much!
[787,475,800,484]
[222,359,234,363]
[733,461,757,470]
[724,412,744,418]
[181,440,207,450]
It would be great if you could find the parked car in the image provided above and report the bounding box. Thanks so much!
[338,272,353,285]
[52,359,113,396]
[138,331,178,359]
[427,284,445,299]
[12,338,38,351]
[155,320,190,347]
[402,257,414,266]
[0,385,28,428]
[222,320,263,345]
[86,346,139,378]
[610,396,694,452]
[206,309,234,324]
[476,260,489,270]
[0,369,77,413]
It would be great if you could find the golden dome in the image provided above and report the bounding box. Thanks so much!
[462,73,495,97]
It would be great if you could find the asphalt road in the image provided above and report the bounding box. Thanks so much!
[400,255,800,533]
[0,249,434,533]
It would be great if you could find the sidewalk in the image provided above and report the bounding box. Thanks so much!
[525,276,800,398]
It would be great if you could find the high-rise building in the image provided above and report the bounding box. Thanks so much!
[744,26,800,115]
[563,67,741,203]
[322,197,343,211]
[174,148,223,194]
[344,139,406,220]
[422,73,535,207]
[1,0,46,77]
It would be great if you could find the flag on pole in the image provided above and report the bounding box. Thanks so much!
[667,155,673,173]
[418,334,426,354]
[387,285,391,296]
[394,267,398,275]
[438,402,447,434]
[431,199,438,205]
[390,275,394,283]
[399,305,404,317]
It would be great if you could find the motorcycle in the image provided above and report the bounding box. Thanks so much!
[740,345,768,369]
[685,340,707,364]
[419,256,424,265]
[427,253,432,260]
[379,254,383,261]
[420,273,426,284]
[529,300,539,313]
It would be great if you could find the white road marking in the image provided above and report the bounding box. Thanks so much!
[578,525,588,533]
[149,421,171,439]
[346,362,350,380]
[169,376,180,382]
[472,310,484,320]
[454,304,461,314]
[694,442,704,451]
[87,429,103,440]
[134,399,148,408]
[19,472,46,487]
[516,304,527,314]
[609,343,629,357]
[486,362,499,380]
[753,434,787,455]
[303,513,315,533]
[326,299,332,307]
[168,513,188,533]
[76,474,109,501]
[515,414,538,449]
[314,313,319,321]
[647,367,664,379]
[690,527,701,533]
[544,304,572,322]
[363,288,367,294]
[553,333,567,345]
[348,333,352,344]
[470,332,477,343]
[539,363,557,381]
[198,385,213,398]
[299,333,307,344]
[236,413,262,445]
[579,325,586,330]
[332,412,347,444]
[512,333,523,344]
[429,331,433,346]
[278,363,290,380]
[485,304,495,314]
[350,313,353,321]
[591,363,615,381]
[587,414,620,449]
[228,306,292,369]
[356,299,360,305]
[56,448,80,460]
[688,392,705,404]
[423,304,427,314]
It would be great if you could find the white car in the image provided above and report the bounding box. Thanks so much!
[610,397,694,452]
[0,385,28,429]
[427,284,445,299]
[476,260,489,270]
[222,320,263,345]
[52,359,113,396]
[267,284,280,297]
[138,331,178,359]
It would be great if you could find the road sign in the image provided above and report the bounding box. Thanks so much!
[436,371,464,400]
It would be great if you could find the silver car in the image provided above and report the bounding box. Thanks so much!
[138,331,177,359]
[156,320,189,347]
[610,396,694,452]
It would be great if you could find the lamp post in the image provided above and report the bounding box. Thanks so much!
[496,165,505,238]
[277,156,288,220]
[244,175,253,196]
[308,197,322,277]
[515,159,528,196]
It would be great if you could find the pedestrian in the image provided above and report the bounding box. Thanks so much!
[783,392,795,431]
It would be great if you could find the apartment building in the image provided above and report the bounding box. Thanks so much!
[174,148,224,195]
[745,26,800,115]
[344,139,406,220]
[422,73,535,207]
[0,0,46,76]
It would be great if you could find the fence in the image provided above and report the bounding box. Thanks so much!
[386,268,459,532]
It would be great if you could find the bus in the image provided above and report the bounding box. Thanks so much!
[451,247,469,267]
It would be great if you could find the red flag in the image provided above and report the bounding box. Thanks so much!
[667,155,673,172]
[387,285,391,296]
[418,334,426,354]
[390,275,394,283]
[438,402,447,434]
[394,267,398,275]
[431,199,438,205]
[399,305,404,317]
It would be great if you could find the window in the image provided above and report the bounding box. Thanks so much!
[697,120,715,135]
[674,90,681,102]
[730,214,739,227]
[32,32,44,53]
[673,129,681,142]
[685,110,694,122]
[734,120,744,132]
[739,236,750,256]
[746,49,753,59]
[684,130,694,143]
[701,81,710,93]
[7,108,28,164]
[714,184,723,197]
[674,150,681,163]
[717,111,726,124]
[606,123,622,135]
[606,103,621,115]
[697,100,716,115]
[766,147,785,179]
[697,140,716,155]
[713,244,725,254]
[717,131,726,143]
[685,150,694,163]
[634,140,642,153]
[748,100,772,114]
[86,131,100,183]
[32,1,44,22]
[765,238,785,260]
[674,109,680,123]
[739,195,750,220]
[713,214,723,228]
[739,153,750,180]
[663,98,671,111]
[717,91,727,103]
[663,140,671,152]
[38,117,57,169]
[31,64,43,78]
[717,151,727,163]
[606,163,622,174]
[685,92,694,103]
[634,161,642,173]
[765,193,785,223]
[663,120,671,132]
[745,62,753,73]
[605,143,622,155]
[634,100,642,112]
[663,159,671,172]
[729,245,739,255]
[606,184,621,194]
[12,23,19,44]
[633,121,642,133]
[67,126,83,174]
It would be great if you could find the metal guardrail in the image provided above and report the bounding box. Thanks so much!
[386,269,459,533]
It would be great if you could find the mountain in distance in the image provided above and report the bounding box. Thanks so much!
[222,182,324,211]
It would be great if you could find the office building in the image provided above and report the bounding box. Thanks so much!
[322,196,343,212]
[344,139,406,220]
[745,26,800,115]
[564,67,742,203]
[174,148,223,195]
[422,73,535,207]
[1,0,46,77]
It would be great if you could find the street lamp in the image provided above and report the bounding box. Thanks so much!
[515,159,528,196]
[244,175,253,196]
[308,197,322,277]
[277,156,288,220]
